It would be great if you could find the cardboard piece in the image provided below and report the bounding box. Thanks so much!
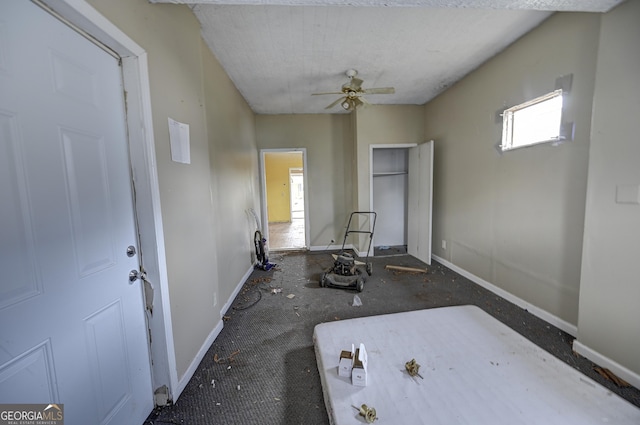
[351,343,368,386]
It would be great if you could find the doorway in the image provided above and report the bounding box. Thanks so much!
[371,147,410,256]
[260,150,309,251]
[369,142,434,264]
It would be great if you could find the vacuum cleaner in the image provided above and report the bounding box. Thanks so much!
[254,230,275,271]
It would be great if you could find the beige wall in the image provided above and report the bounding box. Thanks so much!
[256,114,353,247]
[424,12,600,325]
[256,107,423,252]
[354,105,425,210]
[353,105,425,250]
[87,0,259,386]
[201,40,261,317]
[577,0,640,379]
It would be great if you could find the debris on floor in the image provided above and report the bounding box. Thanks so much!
[287,294,296,299]
[351,295,362,307]
[249,276,273,285]
[214,350,241,364]
[385,265,428,274]
[594,366,631,387]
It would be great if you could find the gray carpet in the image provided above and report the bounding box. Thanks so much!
[144,251,640,424]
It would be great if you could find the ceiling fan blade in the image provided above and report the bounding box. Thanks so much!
[362,87,395,95]
[325,96,346,110]
[312,91,344,96]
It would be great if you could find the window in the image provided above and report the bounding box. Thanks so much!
[500,89,564,151]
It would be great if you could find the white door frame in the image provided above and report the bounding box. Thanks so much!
[259,149,310,249]
[289,167,304,218]
[369,143,417,256]
[39,0,177,403]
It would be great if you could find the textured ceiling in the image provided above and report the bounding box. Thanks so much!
[153,0,623,114]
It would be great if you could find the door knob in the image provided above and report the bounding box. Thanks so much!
[127,245,136,257]
[129,269,140,283]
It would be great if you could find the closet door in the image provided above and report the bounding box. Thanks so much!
[407,141,434,265]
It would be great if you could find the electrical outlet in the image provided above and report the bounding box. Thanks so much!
[441,240,447,250]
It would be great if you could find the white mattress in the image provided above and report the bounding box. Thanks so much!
[313,305,640,424]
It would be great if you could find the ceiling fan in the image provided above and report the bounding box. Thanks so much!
[312,69,395,111]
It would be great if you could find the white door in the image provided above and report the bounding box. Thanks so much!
[407,141,434,265]
[0,2,153,424]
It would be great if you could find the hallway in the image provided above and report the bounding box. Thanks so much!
[268,218,305,250]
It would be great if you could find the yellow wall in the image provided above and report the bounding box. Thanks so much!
[265,152,303,223]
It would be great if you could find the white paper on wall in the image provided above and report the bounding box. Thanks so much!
[168,117,190,164]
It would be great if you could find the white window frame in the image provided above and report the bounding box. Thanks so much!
[500,89,564,152]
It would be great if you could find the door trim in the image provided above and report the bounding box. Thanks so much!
[39,0,177,403]
[259,149,310,250]
[289,167,304,219]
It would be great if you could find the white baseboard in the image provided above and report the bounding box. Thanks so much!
[174,319,223,400]
[220,265,255,319]
[432,254,578,337]
[572,340,640,390]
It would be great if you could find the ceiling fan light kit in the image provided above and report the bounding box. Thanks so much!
[312,69,395,112]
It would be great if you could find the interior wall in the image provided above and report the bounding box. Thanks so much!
[87,0,259,387]
[424,12,600,326]
[576,0,640,380]
[265,152,303,223]
[256,114,352,248]
[201,40,261,321]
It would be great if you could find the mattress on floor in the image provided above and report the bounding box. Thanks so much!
[313,305,640,425]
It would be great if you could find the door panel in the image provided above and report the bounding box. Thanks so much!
[62,128,117,276]
[408,141,434,265]
[0,112,41,308]
[0,2,153,424]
